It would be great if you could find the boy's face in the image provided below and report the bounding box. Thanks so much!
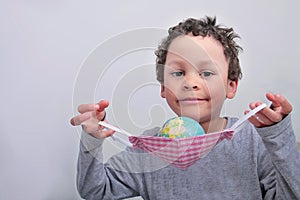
[160,35,237,124]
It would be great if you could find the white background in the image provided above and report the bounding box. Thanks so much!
[1,0,299,199]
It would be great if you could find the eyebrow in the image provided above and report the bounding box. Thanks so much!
[166,58,216,69]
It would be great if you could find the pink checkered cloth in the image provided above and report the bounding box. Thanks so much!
[100,104,267,169]
[129,130,234,169]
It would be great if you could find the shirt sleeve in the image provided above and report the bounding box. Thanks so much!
[256,114,300,199]
[76,130,141,200]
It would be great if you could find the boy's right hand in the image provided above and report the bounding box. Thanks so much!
[70,100,115,139]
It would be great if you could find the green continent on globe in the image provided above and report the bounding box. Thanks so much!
[159,117,205,138]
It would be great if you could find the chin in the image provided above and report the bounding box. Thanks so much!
[176,106,202,121]
[179,113,202,123]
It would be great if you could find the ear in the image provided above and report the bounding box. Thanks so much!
[160,84,166,98]
[226,80,238,99]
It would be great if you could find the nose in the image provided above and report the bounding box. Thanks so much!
[183,73,200,90]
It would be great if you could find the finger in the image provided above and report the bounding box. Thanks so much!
[273,94,292,115]
[94,129,115,139]
[249,99,289,126]
[249,101,264,110]
[266,93,277,106]
[78,103,99,114]
[247,102,275,126]
[245,110,264,127]
[260,107,283,123]
[250,101,281,124]
[96,100,110,112]
[254,112,274,125]
[94,100,110,121]
[70,117,77,126]
[266,93,292,113]
[267,93,293,116]
[83,123,115,139]
[70,112,93,126]
[95,111,106,121]
[266,93,283,111]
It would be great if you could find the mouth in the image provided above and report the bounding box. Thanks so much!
[177,97,208,105]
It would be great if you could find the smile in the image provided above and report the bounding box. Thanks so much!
[177,98,208,105]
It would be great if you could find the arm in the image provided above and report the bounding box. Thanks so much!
[71,100,141,199]
[246,93,300,199]
[256,114,300,199]
[77,131,141,199]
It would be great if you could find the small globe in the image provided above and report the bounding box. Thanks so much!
[158,116,205,138]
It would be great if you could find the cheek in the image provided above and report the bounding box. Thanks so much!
[164,87,178,101]
[164,80,181,94]
[164,89,182,115]
[206,79,227,99]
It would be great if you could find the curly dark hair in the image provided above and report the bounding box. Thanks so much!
[155,16,243,83]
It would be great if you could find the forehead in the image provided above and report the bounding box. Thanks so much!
[167,35,228,70]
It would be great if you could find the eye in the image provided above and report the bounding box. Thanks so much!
[171,71,184,77]
[200,71,214,78]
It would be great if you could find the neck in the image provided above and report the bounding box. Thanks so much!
[201,117,227,133]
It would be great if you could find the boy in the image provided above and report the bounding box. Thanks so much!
[71,16,300,199]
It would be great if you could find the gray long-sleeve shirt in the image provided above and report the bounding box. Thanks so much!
[77,115,300,199]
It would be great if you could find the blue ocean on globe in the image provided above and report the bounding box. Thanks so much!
[159,116,205,138]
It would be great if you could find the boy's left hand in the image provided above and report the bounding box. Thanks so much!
[245,92,293,128]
